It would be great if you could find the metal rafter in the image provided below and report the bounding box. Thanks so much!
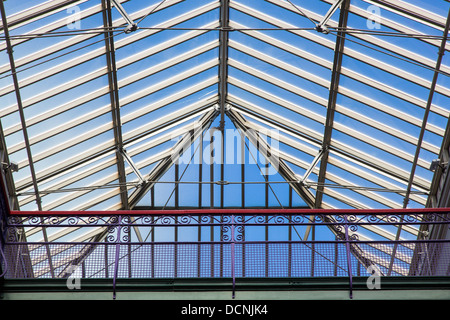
[366,0,447,30]
[387,5,450,276]
[0,0,56,278]
[102,0,128,210]
[0,0,449,284]
[0,0,188,75]
[231,2,450,102]
[227,107,376,274]
[218,0,230,131]
[0,0,84,32]
[315,0,349,209]
[127,108,220,209]
[227,107,316,208]
[403,7,450,209]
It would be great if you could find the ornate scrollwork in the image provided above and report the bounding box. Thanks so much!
[120,225,130,242]
[288,215,305,224]
[349,233,360,241]
[335,232,346,241]
[105,225,119,242]
[178,215,193,225]
[386,214,400,224]
[270,215,288,224]
[254,215,267,224]
[7,216,21,225]
[29,216,41,225]
[221,225,231,242]
[160,215,175,225]
[347,215,358,223]
[334,214,346,223]
[313,214,325,223]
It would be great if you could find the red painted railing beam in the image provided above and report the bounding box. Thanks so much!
[8,207,450,216]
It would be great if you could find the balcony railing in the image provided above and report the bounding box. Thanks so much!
[2,209,450,299]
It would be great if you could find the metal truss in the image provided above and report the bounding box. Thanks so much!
[1,0,450,293]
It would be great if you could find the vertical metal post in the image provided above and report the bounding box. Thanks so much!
[231,214,236,299]
[334,236,338,276]
[151,187,155,208]
[344,214,353,299]
[288,187,292,277]
[210,129,215,208]
[113,215,122,300]
[210,129,215,277]
[241,137,245,276]
[199,131,203,207]
[151,215,155,278]
[175,161,179,278]
[198,132,203,277]
[105,243,109,278]
[265,165,269,278]
[311,221,315,277]
[127,225,131,278]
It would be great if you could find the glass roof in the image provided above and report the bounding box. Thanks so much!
[1,0,450,248]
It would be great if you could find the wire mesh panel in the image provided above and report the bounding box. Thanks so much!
[3,240,450,280]
[2,212,450,280]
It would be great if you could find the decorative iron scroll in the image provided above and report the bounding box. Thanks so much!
[5,211,450,243]
[3,212,450,285]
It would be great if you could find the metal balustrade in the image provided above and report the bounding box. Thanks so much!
[3,209,450,298]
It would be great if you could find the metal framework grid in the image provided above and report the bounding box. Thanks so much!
[1,0,450,299]
[3,208,450,299]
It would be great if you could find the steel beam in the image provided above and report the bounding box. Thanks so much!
[227,108,316,208]
[316,0,344,34]
[0,0,84,32]
[228,93,431,192]
[102,0,129,210]
[403,7,450,209]
[11,207,450,217]
[0,0,201,75]
[231,3,450,101]
[127,109,220,209]
[366,0,447,30]
[388,6,450,276]
[315,0,349,209]
[0,1,56,278]
[218,0,230,131]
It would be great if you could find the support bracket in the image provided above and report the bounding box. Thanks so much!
[110,0,138,33]
[315,0,344,33]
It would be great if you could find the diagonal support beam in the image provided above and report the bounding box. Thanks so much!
[102,0,129,210]
[228,107,375,273]
[59,109,219,277]
[0,1,55,278]
[110,0,138,33]
[127,109,220,209]
[314,0,350,209]
[388,6,450,276]
[227,108,316,208]
[316,0,344,33]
